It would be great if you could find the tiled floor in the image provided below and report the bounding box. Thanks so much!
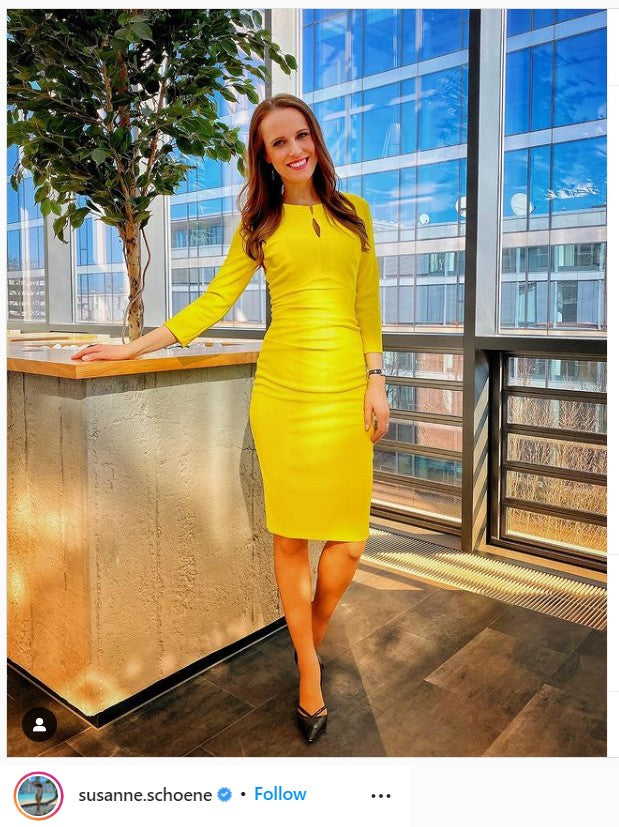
[7,562,606,758]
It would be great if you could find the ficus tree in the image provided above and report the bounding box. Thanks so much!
[7,9,296,341]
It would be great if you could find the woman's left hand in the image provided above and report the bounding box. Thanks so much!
[364,378,390,443]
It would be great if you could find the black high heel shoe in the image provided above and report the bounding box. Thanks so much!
[296,704,328,743]
[294,650,324,687]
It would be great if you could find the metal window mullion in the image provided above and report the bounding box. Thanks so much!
[503,496,606,527]
[503,460,606,486]
[488,350,503,542]
[390,409,463,426]
[384,338,464,354]
[461,9,505,553]
[505,422,607,445]
[501,347,607,362]
[504,387,606,403]
[379,439,462,462]
[385,376,463,390]
[374,469,461,497]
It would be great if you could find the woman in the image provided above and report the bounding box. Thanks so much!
[33,779,43,816]
[72,93,390,744]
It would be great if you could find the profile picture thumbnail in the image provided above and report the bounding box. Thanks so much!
[14,773,63,820]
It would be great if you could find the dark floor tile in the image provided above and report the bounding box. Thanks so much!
[203,685,364,758]
[578,629,607,661]
[368,680,505,757]
[204,628,299,708]
[484,683,606,757]
[67,675,252,757]
[7,667,55,706]
[490,604,591,654]
[185,745,216,757]
[330,621,458,715]
[40,741,84,757]
[8,695,89,758]
[316,577,437,659]
[546,631,606,708]
[397,588,506,650]
[425,627,569,725]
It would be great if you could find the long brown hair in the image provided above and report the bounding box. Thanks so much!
[236,93,370,267]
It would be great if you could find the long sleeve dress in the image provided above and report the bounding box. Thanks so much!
[163,191,383,541]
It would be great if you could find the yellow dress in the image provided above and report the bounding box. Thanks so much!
[163,192,383,541]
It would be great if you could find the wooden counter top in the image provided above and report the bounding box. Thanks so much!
[7,338,261,379]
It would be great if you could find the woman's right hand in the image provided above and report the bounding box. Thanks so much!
[71,343,134,362]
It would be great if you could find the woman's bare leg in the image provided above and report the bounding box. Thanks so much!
[273,534,325,716]
[311,540,367,648]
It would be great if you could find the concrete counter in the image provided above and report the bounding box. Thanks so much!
[7,336,261,379]
[7,336,281,719]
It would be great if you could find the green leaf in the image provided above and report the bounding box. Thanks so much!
[91,148,109,166]
[69,206,90,228]
[53,214,69,242]
[131,21,153,41]
[40,198,52,217]
[34,184,50,203]
[176,137,193,154]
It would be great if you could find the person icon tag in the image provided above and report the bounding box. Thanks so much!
[32,717,47,733]
[22,707,57,742]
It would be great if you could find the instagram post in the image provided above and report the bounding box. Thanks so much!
[2,3,615,824]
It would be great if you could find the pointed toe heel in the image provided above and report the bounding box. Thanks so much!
[296,704,328,743]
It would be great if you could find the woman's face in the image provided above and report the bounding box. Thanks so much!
[261,107,318,189]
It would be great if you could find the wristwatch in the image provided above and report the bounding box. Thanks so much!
[367,369,384,378]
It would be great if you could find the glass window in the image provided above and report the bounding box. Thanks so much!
[401,78,417,156]
[556,10,595,23]
[7,229,21,271]
[23,177,41,221]
[349,91,363,165]
[362,169,399,244]
[527,245,549,273]
[530,144,551,218]
[551,137,607,220]
[27,226,44,270]
[315,13,347,89]
[364,10,400,74]
[416,160,461,228]
[507,10,531,37]
[302,22,314,93]
[7,146,20,224]
[420,10,463,59]
[554,29,607,127]
[402,9,417,65]
[363,83,401,160]
[533,9,555,29]
[531,43,553,132]
[419,68,463,150]
[195,157,221,191]
[505,49,530,135]
[350,10,364,82]
[76,219,95,266]
[5,165,46,320]
[314,96,346,167]
[503,149,529,218]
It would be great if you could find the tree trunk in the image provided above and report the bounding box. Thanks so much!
[121,219,144,341]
